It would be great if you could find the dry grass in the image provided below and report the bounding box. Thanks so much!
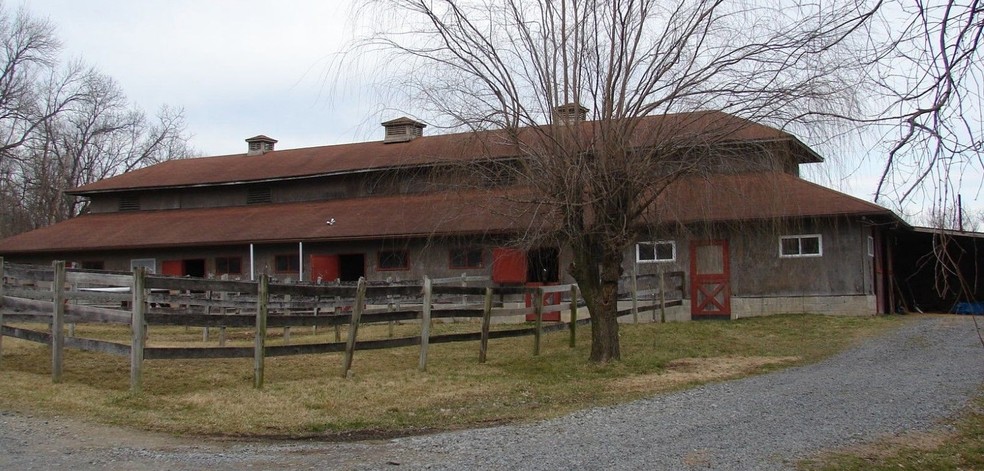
[0,314,903,439]
[799,392,984,471]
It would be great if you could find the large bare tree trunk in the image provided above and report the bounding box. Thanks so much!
[570,238,623,362]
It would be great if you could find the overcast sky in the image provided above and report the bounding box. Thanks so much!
[24,0,376,156]
[18,1,984,220]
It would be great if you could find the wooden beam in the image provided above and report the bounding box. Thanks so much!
[65,271,133,287]
[145,276,258,294]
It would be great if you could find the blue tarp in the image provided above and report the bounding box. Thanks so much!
[953,302,984,315]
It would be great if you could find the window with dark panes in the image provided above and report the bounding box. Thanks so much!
[378,250,409,270]
[450,248,483,269]
[636,241,675,263]
[275,254,300,272]
[216,256,242,275]
[779,234,822,257]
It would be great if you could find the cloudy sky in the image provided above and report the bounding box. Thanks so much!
[18,1,983,220]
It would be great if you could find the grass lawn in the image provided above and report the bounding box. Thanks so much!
[0,314,906,439]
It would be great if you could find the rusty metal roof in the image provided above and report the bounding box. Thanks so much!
[70,111,815,195]
[0,173,894,254]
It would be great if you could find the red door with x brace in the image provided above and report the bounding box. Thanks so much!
[690,240,731,318]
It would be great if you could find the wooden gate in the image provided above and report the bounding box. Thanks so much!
[690,240,731,318]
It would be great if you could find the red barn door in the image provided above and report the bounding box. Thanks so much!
[690,240,731,318]
[492,248,527,284]
[310,254,341,283]
[161,260,183,276]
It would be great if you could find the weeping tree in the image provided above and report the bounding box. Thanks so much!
[354,0,880,362]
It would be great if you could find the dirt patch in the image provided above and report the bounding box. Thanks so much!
[608,356,800,394]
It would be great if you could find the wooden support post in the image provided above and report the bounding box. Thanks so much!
[51,260,66,384]
[0,256,5,368]
[631,266,639,324]
[254,274,269,389]
[569,285,578,348]
[341,278,367,378]
[533,287,543,356]
[419,277,433,372]
[130,266,147,393]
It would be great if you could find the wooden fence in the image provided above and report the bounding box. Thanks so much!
[0,258,684,392]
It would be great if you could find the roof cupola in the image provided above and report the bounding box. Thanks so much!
[382,117,426,144]
[245,135,277,156]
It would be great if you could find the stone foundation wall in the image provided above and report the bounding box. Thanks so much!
[731,295,876,318]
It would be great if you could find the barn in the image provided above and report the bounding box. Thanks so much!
[0,110,908,319]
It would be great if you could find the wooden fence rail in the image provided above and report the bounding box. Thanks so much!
[0,260,685,392]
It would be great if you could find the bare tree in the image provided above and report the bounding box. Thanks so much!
[356,0,876,362]
[0,4,196,237]
[865,0,982,210]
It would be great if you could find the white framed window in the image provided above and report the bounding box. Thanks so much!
[637,240,676,263]
[779,234,822,258]
[867,236,875,257]
[130,258,157,274]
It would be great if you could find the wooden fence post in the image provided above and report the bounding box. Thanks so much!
[254,274,269,389]
[658,267,666,323]
[419,277,432,372]
[283,293,292,345]
[51,261,66,383]
[479,287,493,363]
[130,266,146,393]
[631,266,639,323]
[333,296,342,342]
[569,285,578,348]
[341,278,367,378]
[0,256,5,368]
[202,290,212,342]
[533,287,543,356]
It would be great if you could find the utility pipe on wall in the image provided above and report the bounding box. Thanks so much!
[299,241,304,281]
[250,243,255,281]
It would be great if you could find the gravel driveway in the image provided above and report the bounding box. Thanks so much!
[2,315,982,470]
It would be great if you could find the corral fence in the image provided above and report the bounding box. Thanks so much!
[0,258,684,392]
